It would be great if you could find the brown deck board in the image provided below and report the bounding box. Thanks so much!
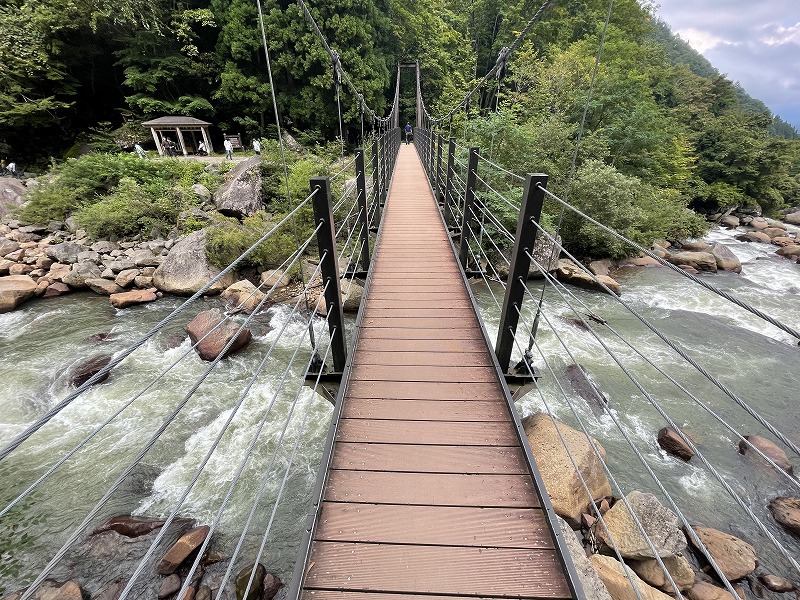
[331,443,527,473]
[303,542,569,598]
[315,504,554,548]
[336,418,519,445]
[342,398,504,420]
[324,471,538,507]
[299,145,571,600]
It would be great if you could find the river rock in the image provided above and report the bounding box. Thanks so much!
[556,259,620,295]
[67,355,112,387]
[771,236,796,247]
[156,525,210,575]
[214,156,263,218]
[153,230,236,295]
[750,217,769,230]
[738,435,793,473]
[590,555,672,600]
[630,554,695,592]
[77,250,100,263]
[768,497,800,536]
[93,581,126,600]
[719,215,740,229]
[48,262,72,282]
[158,574,181,598]
[106,259,136,272]
[196,584,212,600]
[42,281,71,298]
[565,364,609,415]
[595,491,686,559]
[191,183,212,201]
[62,260,102,288]
[9,263,34,275]
[658,427,694,461]
[784,211,800,225]
[523,412,612,526]
[709,243,741,274]
[221,280,267,314]
[134,275,154,288]
[688,581,736,600]
[110,288,159,309]
[115,268,139,288]
[236,563,266,600]
[0,274,38,312]
[776,244,800,259]
[667,251,717,272]
[86,278,124,295]
[557,517,611,600]
[91,240,118,254]
[94,515,166,538]
[342,280,364,311]
[131,249,162,267]
[4,579,84,600]
[186,308,252,361]
[689,526,756,581]
[680,241,711,252]
[759,573,794,592]
[260,269,291,289]
[736,231,772,244]
[0,238,20,256]
[45,241,85,264]
[762,227,785,239]
[262,573,283,600]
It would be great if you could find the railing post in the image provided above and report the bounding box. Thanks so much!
[371,136,381,228]
[310,176,347,372]
[458,147,480,269]
[380,131,388,205]
[443,137,455,228]
[428,130,435,180]
[354,148,370,272]
[495,174,548,373]
[435,133,444,201]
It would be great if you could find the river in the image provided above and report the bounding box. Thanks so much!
[0,225,798,595]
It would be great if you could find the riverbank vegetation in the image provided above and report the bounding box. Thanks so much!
[3,0,799,259]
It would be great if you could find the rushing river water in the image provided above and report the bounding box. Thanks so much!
[0,225,798,595]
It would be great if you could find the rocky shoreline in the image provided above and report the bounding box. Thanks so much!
[524,413,798,600]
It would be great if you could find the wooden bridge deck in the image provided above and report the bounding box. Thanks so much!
[299,146,575,600]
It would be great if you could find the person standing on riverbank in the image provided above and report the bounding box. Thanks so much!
[224,138,233,160]
[252,138,261,155]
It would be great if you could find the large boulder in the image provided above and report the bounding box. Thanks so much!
[657,427,695,461]
[557,517,612,600]
[768,497,800,536]
[156,525,210,575]
[186,308,252,361]
[153,230,236,295]
[0,274,38,312]
[667,251,717,272]
[630,554,695,592]
[689,526,757,581]
[0,178,27,218]
[688,581,737,600]
[66,355,112,387]
[0,237,20,256]
[213,156,263,218]
[523,413,612,526]
[736,231,771,244]
[62,261,102,289]
[4,579,84,600]
[595,491,686,560]
[776,244,800,259]
[718,215,740,229]
[589,555,673,600]
[45,241,86,264]
[93,515,166,538]
[110,288,159,309]
[236,563,267,600]
[221,280,267,314]
[556,259,620,296]
[709,243,741,274]
[85,278,124,296]
[738,435,793,474]
[784,211,800,225]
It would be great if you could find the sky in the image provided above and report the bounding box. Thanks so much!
[652,1,800,129]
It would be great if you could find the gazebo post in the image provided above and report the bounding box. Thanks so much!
[175,127,188,156]
[201,127,214,154]
[150,128,163,157]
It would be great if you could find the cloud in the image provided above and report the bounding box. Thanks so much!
[656,1,800,128]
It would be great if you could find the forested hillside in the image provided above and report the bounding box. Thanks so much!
[2,0,798,227]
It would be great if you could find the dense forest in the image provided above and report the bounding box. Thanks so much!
[2,0,799,257]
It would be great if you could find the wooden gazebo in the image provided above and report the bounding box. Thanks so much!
[142,116,214,157]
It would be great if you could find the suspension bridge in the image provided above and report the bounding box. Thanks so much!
[1,0,799,599]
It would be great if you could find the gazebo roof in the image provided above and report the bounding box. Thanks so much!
[141,116,212,127]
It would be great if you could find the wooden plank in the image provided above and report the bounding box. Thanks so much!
[358,327,481,340]
[331,443,526,473]
[347,380,501,400]
[350,364,497,383]
[336,418,519,445]
[324,471,539,507]
[303,542,569,598]
[356,338,486,353]
[364,299,474,310]
[362,308,479,319]
[342,398,506,420]
[302,592,502,600]
[353,351,492,367]
[315,503,554,548]
[361,318,481,329]
[365,292,468,301]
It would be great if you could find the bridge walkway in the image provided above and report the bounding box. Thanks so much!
[297,145,577,600]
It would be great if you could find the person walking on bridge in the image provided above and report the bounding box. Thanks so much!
[404,122,412,145]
